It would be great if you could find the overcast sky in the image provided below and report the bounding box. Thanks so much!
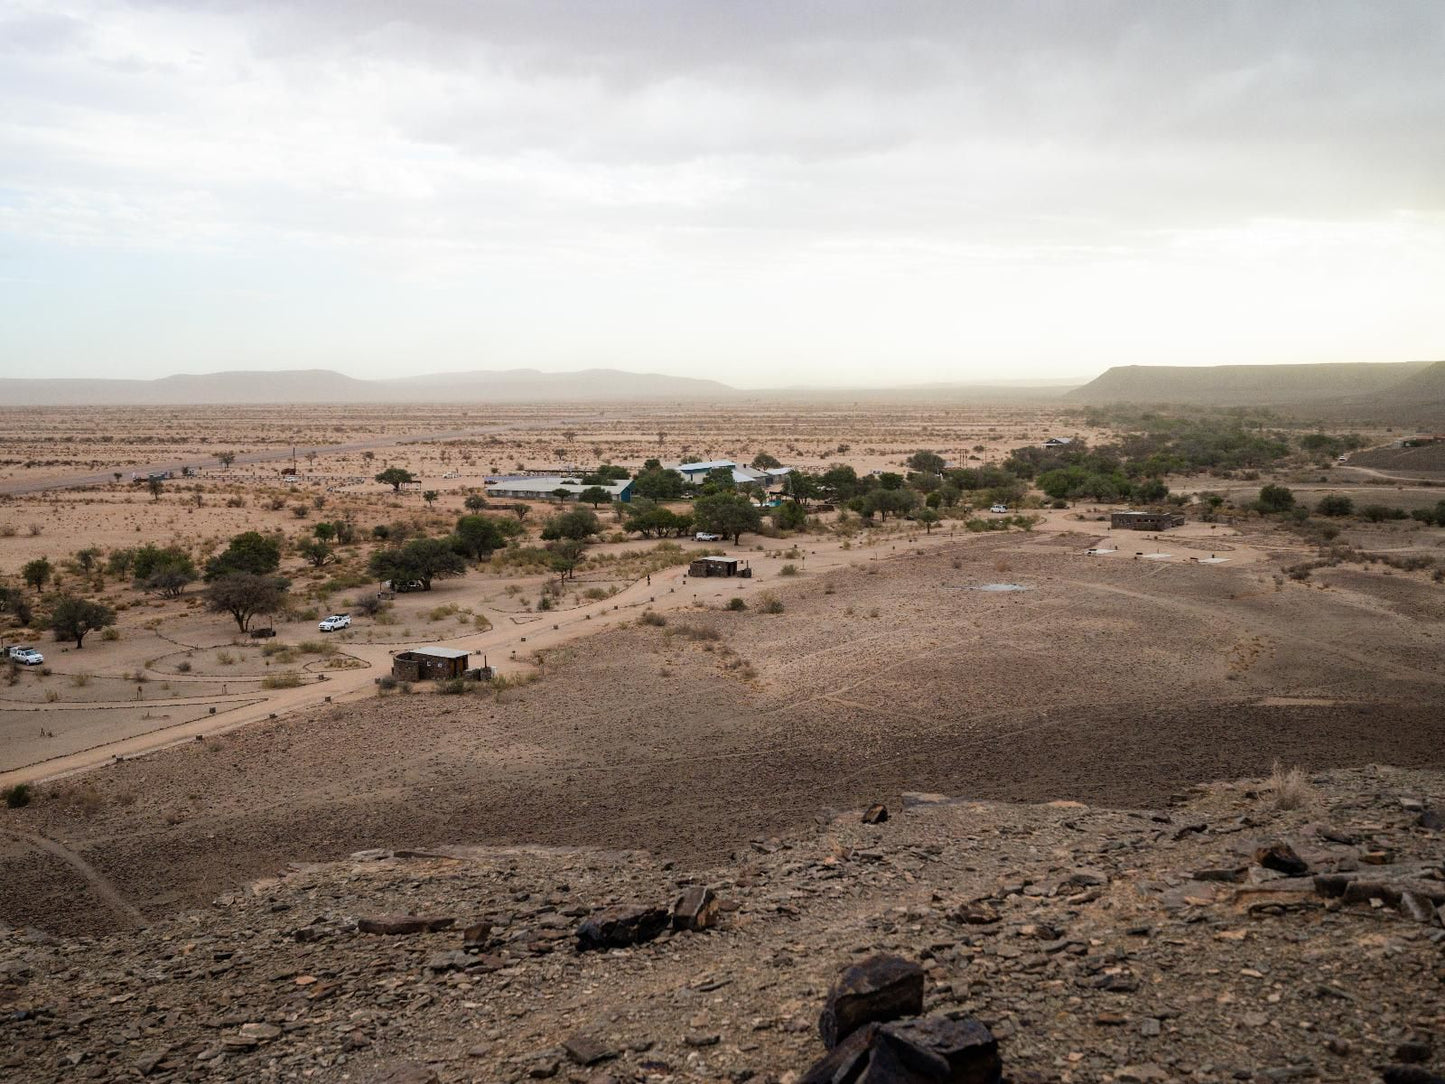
[2,1,1443,387]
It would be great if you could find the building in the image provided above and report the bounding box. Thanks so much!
[391,647,470,681]
[673,459,737,483]
[1043,437,1075,449]
[1111,511,1185,531]
[688,556,750,578]
[484,477,634,503]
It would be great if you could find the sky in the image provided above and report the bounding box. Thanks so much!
[1,1,1443,388]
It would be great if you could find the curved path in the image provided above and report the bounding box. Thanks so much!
[0,827,144,926]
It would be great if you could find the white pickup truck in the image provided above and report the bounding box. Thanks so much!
[5,645,44,666]
[317,614,351,632]
[695,531,723,542]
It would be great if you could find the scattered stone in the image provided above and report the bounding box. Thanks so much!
[357,914,455,936]
[362,1064,441,1084]
[462,921,493,950]
[950,901,1000,925]
[1067,867,1110,887]
[426,950,473,973]
[673,886,719,932]
[1193,867,1248,884]
[819,954,925,1049]
[862,803,889,825]
[802,1015,1000,1084]
[684,1033,721,1048]
[563,1035,616,1066]
[1114,1066,1169,1083]
[1400,891,1436,923]
[576,905,670,951]
[1254,842,1309,876]
[135,1049,168,1076]
[1140,1018,1162,1038]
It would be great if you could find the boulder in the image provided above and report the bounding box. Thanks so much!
[563,1035,616,1066]
[1254,842,1309,876]
[819,954,925,1049]
[462,921,493,951]
[673,886,719,932]
[1382,1069,1445,1084]
[576,905,670,951]
[357,914,455,936]
[362,1065,441,1084]
[862,803,889,825]
[802,1015,1001,1083]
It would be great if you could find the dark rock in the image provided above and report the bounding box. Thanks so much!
[135,1049,168,1076]
[576,905,670,951]
[1313,873,1355,898]
[563,1035,616,1066]
[462,921,493,951]
[673,886,719,932]
[1400,892,1436,923]
[1343,881,1402,907]
[876,1015,1001,1083]
[425,950,472,973]
[684,1033,721,1047]
[1419,808,1445,830]
[950,901,1000,926]
[1193,867,1248,884]
[801,1023,877,1084]
[802,1015,1001,1084]
[1255,843,1309,876]
[1394,1040,1433,1064]
[357,914,455,936]
[862,803,889,825]
[819,954,925,1049]
[1382,1070,1445,1084]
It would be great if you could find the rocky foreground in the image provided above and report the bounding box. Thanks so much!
[2,766,1444,1084]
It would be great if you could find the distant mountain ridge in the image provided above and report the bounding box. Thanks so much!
[0,368,736,405]
[1067,361,1436,407]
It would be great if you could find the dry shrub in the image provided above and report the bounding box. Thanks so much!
[1268,760,1314,811]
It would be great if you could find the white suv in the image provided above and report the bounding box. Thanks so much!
[989,504,1009,514]
[695,531,722,542]
[6,646,43,666]
[317,614,351,632]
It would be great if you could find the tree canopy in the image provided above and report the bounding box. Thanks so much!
[50,597,116,648]
[375,467,415,492]
[205,573,289,632]
[368,537,467,591]
[693,492,761,544]
[204,531,281,581]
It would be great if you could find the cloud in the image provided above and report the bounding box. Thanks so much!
[2,0,1443,380]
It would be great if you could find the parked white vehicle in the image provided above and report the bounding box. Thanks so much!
[989,504,1009,514]
[6,646,44,666]
[317,614,351,632]
[695,531,723,542]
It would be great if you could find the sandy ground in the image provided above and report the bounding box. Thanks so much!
[2,514,1442,936]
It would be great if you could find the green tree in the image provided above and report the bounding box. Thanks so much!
[694,492,761,544]
[205,573,289,632]
[375,467,415,492]
[73,547,101,573]
[312,521,337,542]
[464,493,489,512]
[1255,484,1295,514]
[133,547,197,598]
[750,452,781,470]
[541,507,601,541]
[217,451,236,468]
[368,537,466,591]
[148,477,163,501]
[545,539,586,584]
[577,485,612,508]
[296,538,335,568]
[50,597,116,648]
[1316,494,1354,517]
[21,558,51,591]
[0,586,33,627]
[907,450,945,474]
[913,507,942,533]
[1134,478,1170,503]
[632,467,686,501]
[772,500,807,531]
[454,514,507,560]
[422,490,439,507]
[205,531,281,580]
[512,503,530,521]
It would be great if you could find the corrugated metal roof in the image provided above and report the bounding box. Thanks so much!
[404,647,470,660]
[674,460,736,473]
[485,477,632,496]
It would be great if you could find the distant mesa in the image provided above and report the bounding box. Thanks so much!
[1067,360,1445,426]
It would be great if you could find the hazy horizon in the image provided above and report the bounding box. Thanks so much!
[4,2,1444,384]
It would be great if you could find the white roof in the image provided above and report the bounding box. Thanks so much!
[674,460,736,473]
[485,477,631,497]
[406,647,470,660]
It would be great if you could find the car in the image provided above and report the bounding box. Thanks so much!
[989,504,1009,514]
[392,580,425,593]
[1337,455,1349,463]
[318,614,351,632]
[695,531,723,542]
[6,646,43,666]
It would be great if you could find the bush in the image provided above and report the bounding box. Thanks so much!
[260,670,303,689]
[1360,505,1409,523]
[779,563,799,576]
[3,783,32,809]
[439,677,474,695]
[726,597,747,611]
[640,611,667,626]
[758,592,785,614]
[1315,494,1354,517]
[377,674,398,691]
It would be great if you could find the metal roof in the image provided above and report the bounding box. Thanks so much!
[674,460,736,473]
[485,477,632,496]
[403,647,470,660]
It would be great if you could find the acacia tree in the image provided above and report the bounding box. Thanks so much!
[577,485,611,508]
[375,467,415,492]
[205,573,289,632]
[422,490,439,507]
[50,597,116,648]
[296,538,335,568]
[453,514,507,560]
[21,558,52,591]
[693,493,761,544]
[205,531,281,580]
[217,452,236,468]
[368,537,466,591]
